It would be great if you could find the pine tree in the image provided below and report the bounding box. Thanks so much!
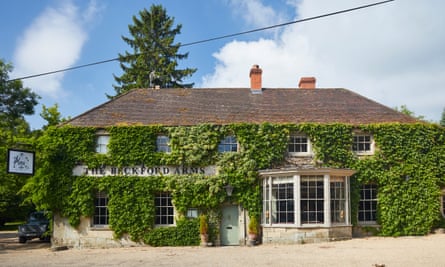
[112,4,196,97]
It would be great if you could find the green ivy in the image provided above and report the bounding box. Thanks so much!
[144,218,199,246]
[23,122,445,245]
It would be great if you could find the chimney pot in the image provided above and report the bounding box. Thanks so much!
[250,64,262,91]
[298,77,316,89]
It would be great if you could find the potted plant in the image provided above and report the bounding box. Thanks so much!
[199,214,209,246]
[248,216,259,246]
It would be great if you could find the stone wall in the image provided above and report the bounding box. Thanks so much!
[262,226,352,244]
[52,213,140,249]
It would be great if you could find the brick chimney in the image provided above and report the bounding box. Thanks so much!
[298,77,316,89]
[250,64,262,92]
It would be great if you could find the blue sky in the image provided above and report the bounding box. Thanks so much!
[1,0,444,129]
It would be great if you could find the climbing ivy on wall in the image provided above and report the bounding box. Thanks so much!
[22,122,445,244]
[353,123,445,235]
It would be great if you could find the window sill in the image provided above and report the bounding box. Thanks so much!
[287,153,314,157]
[354,152,374,156]
[154,224,176,228]
[357,222,379,226]
[263,223,351,228]
[90,225,111,231]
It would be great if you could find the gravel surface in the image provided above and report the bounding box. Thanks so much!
[1,231,444,267]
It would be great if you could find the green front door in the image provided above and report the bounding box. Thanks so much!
[220,205,239,245]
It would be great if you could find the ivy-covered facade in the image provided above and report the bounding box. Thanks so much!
[25,66,445,248]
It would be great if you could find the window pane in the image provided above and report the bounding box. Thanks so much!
[96,135,110,154]
[330,178,346,223]
[156,136,171,152]
[301,176,324,224]
[93,191,109,226]
[271,178,294,224]
[288,135,309,153]
[263,181,271,224]
[218,136,238,153]
[155,192,174,225]
[353,135,372,153]
[358,184,378,222]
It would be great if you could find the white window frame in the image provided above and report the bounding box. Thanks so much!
[155,192,175,226]
[186,208,198,218]
[96,135,110,154]
[352,133,374,155]
[300,175,325,225]
[270,176,295,224]
[218,136,238,153]
[156,135,171,153]
[262,173,350,228]
[288,134,312,156]
[330,176,347,224]
[92,191,109,228]
[358,184,378,224]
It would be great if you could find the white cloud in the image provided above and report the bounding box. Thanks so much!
[229,0,285,28]
[12,0,101,98]
[202,0,445,122]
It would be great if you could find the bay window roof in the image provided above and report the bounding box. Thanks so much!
[259,167,356,177]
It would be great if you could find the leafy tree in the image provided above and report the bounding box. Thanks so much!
[40,104,68,129]
[440,107,445,127]
[0,59,39,224]
[394,105,425,121]
[112,4,197,97]
[0,60,39,130]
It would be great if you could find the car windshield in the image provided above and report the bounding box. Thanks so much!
[28,212,48,223]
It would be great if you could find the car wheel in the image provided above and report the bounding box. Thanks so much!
[19,237,27,243]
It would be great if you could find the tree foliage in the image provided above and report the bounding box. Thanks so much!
[112,4,196,97]
[0,59,39,224]
[40,104,65,130]
[394,105,425,121]
[0,59,39,129]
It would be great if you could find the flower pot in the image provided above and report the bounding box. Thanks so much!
[200,234,208,246]
[248,233,257,246]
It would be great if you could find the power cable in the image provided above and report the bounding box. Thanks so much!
[7,0,394,82]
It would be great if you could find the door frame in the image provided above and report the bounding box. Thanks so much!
[220,204,243,246]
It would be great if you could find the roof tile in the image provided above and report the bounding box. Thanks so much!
[65,88,418,127]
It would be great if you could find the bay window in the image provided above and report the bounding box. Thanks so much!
[262,169,353,227]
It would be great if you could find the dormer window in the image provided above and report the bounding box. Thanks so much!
[352,134,374,155]
[218,136,238,153]
[288,134,311,156]
[156,135,171,153]
[96,135,110,154]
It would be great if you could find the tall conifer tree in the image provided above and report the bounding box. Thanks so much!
[112,4,196,97]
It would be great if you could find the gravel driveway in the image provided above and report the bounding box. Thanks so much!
[1,230,444,267]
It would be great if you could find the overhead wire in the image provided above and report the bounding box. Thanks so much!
[7,0,394,82]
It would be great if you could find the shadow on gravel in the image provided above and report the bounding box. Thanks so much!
[0,231,50,252]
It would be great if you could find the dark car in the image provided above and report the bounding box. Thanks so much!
[18,211,50,243]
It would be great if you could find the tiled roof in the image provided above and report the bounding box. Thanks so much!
[65,88,418,127]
